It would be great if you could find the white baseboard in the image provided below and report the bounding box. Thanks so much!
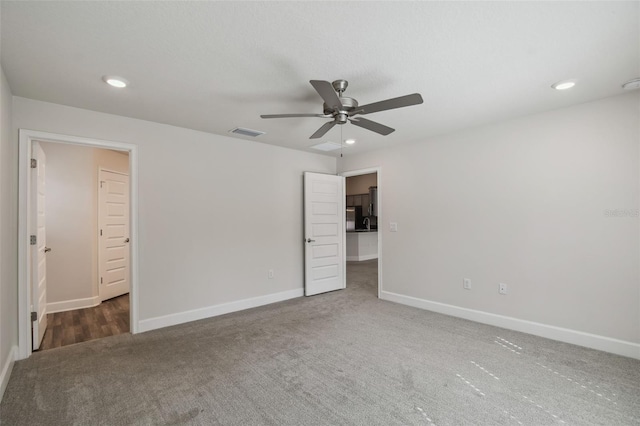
[47,296,101,314]
[138,288,304,333]
[0,346,17,403]
[381,291,640,360]
[347,254,378,261]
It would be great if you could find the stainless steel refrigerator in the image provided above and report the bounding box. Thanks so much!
[346,206,363,231]
[368,186,378,216]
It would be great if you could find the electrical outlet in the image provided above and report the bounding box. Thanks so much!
[268,269,274,279]
[499,283,507,295]
[390,222,398,232]
[463,278,471,290]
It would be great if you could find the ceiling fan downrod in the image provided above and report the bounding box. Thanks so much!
[331,79,349,95]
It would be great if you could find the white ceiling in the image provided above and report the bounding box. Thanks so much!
[1,1,638,156]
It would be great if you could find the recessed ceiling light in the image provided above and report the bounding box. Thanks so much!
[551,80,576,90]
[344,139,356,145]
[102,76,128,88]
[622,78,640,90]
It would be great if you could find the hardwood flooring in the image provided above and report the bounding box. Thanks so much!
[38,294,130,351]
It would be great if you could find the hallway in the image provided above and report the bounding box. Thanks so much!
[38,294,129,351]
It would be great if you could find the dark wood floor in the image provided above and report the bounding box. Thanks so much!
[38,293,130,351]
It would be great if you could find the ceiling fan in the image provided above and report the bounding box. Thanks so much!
[260,80,424,139]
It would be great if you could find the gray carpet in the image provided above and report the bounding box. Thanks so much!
[2,259,639,425]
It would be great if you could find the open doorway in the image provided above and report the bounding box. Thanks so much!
[35,142,130,351]
[18,129,138,360]
[342,169,380,298]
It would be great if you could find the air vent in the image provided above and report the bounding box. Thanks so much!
[310,142,342,152]
[622,78,640,90]
[229,127,265,137]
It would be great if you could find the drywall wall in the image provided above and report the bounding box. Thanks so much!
[39,142,96,305]
[0,66,17,398]
[346,173,377,195]
[339,92,640,348]
[12,97,336,327]
[96,149,128,175]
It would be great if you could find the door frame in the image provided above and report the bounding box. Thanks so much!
[341,167,382,298]
[17,129,139,360]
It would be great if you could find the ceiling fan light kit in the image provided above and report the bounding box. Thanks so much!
[261,79,424,139]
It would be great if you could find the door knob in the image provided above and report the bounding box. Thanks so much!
[44,247,51,253]
[124,238,130,243]
[306,238,316,243]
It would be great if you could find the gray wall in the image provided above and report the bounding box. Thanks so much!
[339,92,640,346]
[0,66,18,395]
[12,97,336,326]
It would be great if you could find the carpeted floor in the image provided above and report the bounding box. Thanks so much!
[1,259,639,425]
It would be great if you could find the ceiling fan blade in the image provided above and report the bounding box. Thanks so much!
[310,121,337,139]
[357,93,423,115]
[310,80,343,110]
[349,117,395,136]
[261,113,329,119]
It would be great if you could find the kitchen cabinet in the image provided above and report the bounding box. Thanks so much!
[346,231,378,261]
[346,193,370,212]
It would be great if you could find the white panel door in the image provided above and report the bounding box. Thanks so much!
[304,172,345,296]
[99,170,130,301]
[31,142,47,350]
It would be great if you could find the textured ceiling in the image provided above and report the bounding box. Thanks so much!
[1,1,638,156]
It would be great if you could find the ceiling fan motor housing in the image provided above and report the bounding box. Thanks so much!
[323,97,358,116]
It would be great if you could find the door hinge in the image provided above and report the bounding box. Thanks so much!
[100,277,103,284]
[31,311,37,322]
[30,158,37,168]
[100,229,103,236]
[30,235,37,245]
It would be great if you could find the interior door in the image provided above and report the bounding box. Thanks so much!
[31,142,47,350]
[99,169,130,301]
[304,172,345,296]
